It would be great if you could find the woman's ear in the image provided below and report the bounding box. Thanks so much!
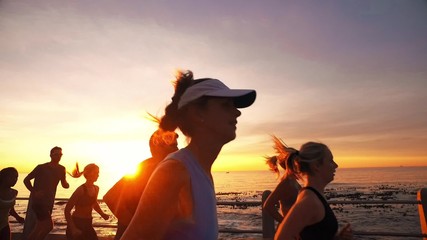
[186,105,206,124]
[311,161,321,174]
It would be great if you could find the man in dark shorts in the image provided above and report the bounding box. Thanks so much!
[23,146,70,240]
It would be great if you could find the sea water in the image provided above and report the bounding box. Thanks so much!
[10,166,427,240]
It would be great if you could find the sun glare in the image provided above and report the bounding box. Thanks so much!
[101,149,147,180]
[66,140,151,182]
[121,164,140,178]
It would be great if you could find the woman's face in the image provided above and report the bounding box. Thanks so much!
[199,97,241,144]
[317,149,338,184]
[5,172,18,187]
[85,168,99,182]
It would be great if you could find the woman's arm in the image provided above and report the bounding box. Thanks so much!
[93,186,109,220]
[274,190,324,240]
[64,187,82,236]
[9,207,25,223]
[9,189,24,223]
[263,181,287,222]
[121,160,190,240]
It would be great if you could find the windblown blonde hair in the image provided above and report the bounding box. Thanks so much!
[68,163,99,179]
[266,135,300,180]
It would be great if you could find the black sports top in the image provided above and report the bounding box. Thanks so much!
[300,186,338,240]
[75,184,97,207]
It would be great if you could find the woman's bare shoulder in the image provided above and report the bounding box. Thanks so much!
[72,185,85,196]
[149,159,190,186]
[297,189,324,211]
[156,159,187,172]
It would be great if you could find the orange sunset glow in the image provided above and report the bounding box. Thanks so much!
[1,1,427,183]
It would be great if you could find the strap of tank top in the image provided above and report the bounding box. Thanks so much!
[301,186,327,204]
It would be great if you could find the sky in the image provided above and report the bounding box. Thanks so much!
[1,0,427,178]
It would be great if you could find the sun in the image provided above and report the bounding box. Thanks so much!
[66,140,151,182]
[99,145,149,180]
[119,162,141,178]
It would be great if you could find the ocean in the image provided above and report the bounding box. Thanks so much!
[9,166,427,239]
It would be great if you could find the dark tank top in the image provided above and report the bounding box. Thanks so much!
[300,186,338,240]
[75,184,97,207]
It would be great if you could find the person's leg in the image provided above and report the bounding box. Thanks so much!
[86,223,98,240]
[37,216,54,240]
[28,217,53,240]
[22,197,36,240]
[27,206,53,240]
[114,221,127,240]
[26,219,41,240]
[0,225,11,240]
[66,219,78,240]
[67,216,84,240]
[73,216,98,240]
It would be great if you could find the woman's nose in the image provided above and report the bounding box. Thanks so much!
[235,108,241,117]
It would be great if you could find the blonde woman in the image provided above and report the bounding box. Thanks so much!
[264,136,301,223]
[65,164,109,240]
[275,142,352,240]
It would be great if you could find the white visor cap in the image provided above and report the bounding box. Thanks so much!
[177,79,256,109]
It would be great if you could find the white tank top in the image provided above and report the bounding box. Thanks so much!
[163,148,218,240]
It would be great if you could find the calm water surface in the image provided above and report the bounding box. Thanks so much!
[10,166,427,239]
